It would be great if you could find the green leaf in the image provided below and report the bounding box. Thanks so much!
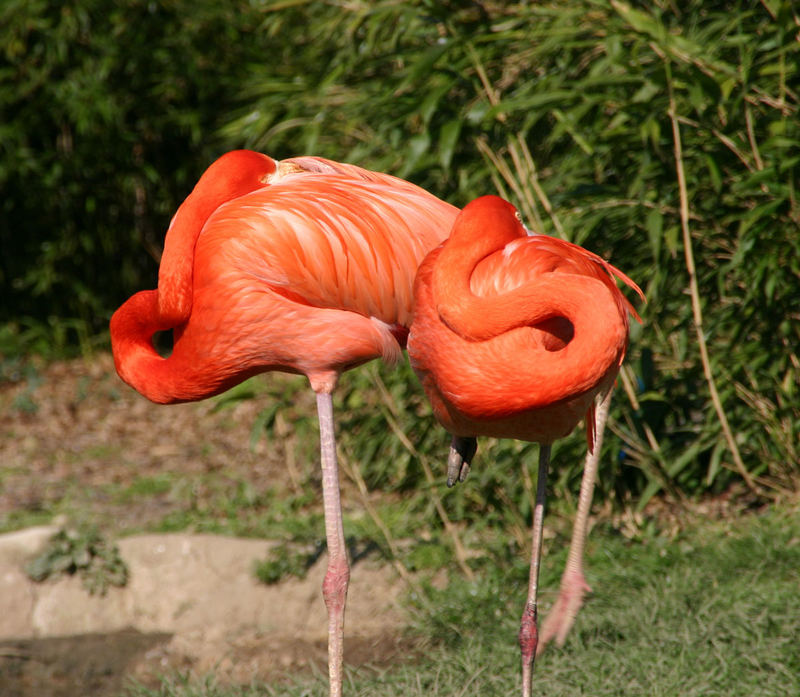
[438,119,461,172]
[704,154,723,193]
[645,207,663,260]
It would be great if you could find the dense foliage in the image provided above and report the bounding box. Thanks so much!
[2,1,798,514]
[1,0,266,350]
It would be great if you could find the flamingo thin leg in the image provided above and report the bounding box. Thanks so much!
[316,392,350,697]
[538,386,614,653]
[519,443,551,697]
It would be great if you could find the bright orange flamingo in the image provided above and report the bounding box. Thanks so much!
[407,195,642,696]
[110,150,459,697]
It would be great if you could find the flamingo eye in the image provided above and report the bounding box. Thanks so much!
[513,209,535,236]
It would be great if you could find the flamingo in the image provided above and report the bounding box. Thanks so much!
[110,150,459,697]
[407,195,643,696]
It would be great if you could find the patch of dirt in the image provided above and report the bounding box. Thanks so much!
[0,354,412,696]
[0,630,171,697]
[0,630,418,697]
[0,353,309,530]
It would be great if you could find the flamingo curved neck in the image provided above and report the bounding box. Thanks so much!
[445,279,625,420]
[431,202,523,341]
[157,151,277,326]
[110,290,243,405]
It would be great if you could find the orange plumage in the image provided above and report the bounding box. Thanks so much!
[408,195,642,443]
[111,152,458,401]
[109,150,459,697]
[407,195,643,696]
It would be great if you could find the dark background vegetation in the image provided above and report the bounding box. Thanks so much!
[2,0,798,528]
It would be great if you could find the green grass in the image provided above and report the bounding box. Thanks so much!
[122,506,800,697]
[114,475,175,502]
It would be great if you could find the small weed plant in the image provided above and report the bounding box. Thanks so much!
[26,526,128,596]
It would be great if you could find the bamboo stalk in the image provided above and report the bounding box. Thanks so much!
[666,70,758,495]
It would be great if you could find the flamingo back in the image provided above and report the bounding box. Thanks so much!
[470,233,642,324]
[196,174,457,329]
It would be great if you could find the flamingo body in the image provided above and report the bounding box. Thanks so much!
[407,195,642,696]
[110,150,459,697]
[409,195,640,442]
[113,162,458,401]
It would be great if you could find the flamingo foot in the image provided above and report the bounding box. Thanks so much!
[537,567,592,654]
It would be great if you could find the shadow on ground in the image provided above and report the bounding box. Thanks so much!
[0,630,171,697]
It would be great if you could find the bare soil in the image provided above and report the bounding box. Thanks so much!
[0,353,293,530]
[0,354,411,696]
